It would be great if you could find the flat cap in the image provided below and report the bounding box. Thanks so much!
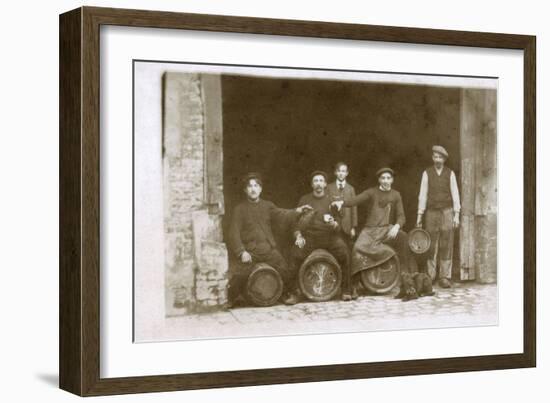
[310,170,328,182]
[376,167,394,177]
[432,145,449,158]
[241,172,263,187]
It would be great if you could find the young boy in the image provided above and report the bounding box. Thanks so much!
[327,162,358,242]
[227,173,311,306]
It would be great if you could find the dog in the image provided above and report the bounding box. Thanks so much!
[414,272,435,297]
[395,272,435,301]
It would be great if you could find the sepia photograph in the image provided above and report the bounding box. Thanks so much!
[55,4,537,396]
[133,60,497,342]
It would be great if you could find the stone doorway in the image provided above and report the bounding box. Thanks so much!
[162,72,497,316]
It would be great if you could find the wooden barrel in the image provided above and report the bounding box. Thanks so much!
[245,263,284,307]
[408,228,431,255]
[360,255,400,294]
[298,249,342,302]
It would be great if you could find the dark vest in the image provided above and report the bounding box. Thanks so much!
[426,166,453,209]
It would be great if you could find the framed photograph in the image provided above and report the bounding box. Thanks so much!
[59,6,536,396]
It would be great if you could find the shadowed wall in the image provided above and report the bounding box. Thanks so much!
[222,75,461,247]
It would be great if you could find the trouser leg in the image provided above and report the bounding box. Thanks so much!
[259,249,293,294]
[425,209,441,281]
[289,242,314,293]
[227,263,254,303]
[342,232,355,249]
[343,232,359,293]
[386,230,411,274]
[438,208,455,280]
[327,236,351,294]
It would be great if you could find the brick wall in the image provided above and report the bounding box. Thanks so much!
[163,72,227,315]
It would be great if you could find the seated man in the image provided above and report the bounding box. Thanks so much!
[332,167,412,281]
[288,171,352,304]
[227,172,311,307]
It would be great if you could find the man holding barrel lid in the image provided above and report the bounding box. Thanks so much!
[227,173,312,307]
[416,145,461,288]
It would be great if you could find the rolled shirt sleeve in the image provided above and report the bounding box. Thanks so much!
[417,170,428,215]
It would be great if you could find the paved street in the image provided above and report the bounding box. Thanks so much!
[164,283,497,340]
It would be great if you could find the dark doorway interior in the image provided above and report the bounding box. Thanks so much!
[222,74,461,258]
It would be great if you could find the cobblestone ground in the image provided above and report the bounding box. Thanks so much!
[166,283,497,340]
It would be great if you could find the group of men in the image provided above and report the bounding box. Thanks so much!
[227,145,461,307]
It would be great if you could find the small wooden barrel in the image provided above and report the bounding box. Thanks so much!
[360,255,400,294]
[245,263,284,307]
[408,228,431,255]
[298,249,342,302]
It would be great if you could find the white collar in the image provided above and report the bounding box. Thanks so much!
[434,165,444,175]
[336,179,346,187]
[379,185,391,192]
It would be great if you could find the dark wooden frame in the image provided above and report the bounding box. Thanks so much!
[59,6,536,396]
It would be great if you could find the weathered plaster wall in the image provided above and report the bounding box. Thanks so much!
[163,73,227,315]
[460,88,497,283]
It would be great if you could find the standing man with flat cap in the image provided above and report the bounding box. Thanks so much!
[288,170,353,303]
[416,145,461,288]
[332,167,412,280]
[227,172,312,307]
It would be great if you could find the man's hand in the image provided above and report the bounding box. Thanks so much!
[416,214,423,228]
[350,228,356,238]
[240,251,252,263]
[295,233,306,249]
[296,204,313,214]
[453,213,460,229]
[330,200,344,211]
[387,224,400,240]
[325,215,339,229]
